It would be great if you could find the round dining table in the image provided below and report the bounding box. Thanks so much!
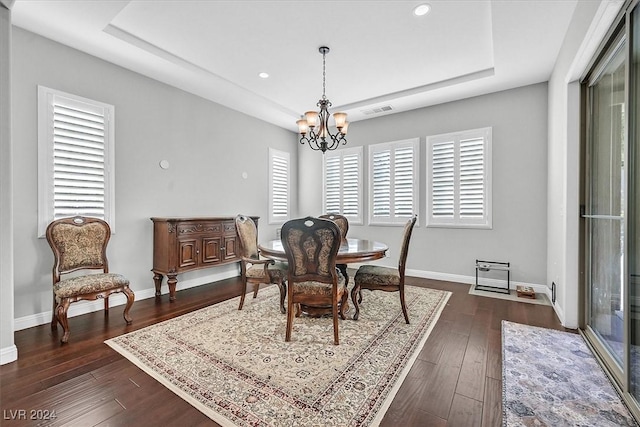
[258,238,388,266]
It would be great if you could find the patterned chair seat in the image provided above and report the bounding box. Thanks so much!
[54,273,129,299]
[354,265,400,287]
[246,262,288,282]
[291,275,346,297]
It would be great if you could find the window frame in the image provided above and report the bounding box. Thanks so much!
[426,126,493,229]
[322,146,363,225]
[368,138,419,226]
[268,148,291,225]
[37,86,115,237]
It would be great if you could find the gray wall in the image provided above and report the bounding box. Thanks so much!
[11,27,298,321]
[299,83,549,286]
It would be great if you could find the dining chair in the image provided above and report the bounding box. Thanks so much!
[319,213,349,284]
[45,216,135,343]
[318,213,349,241]
[236,215,287,313]
[351,215,417,324]
[281,216,347,345]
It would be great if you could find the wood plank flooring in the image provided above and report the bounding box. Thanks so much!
[0,276,570,426]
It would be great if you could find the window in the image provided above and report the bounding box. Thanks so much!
[426,127,492,228]
[269,148,290,224]
[37,86,115,237]
[368,138,419,225]
[323,146,363,224]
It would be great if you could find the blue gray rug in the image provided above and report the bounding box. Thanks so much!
[502,320,637,426]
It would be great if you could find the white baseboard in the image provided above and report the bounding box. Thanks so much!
[14,269,241,332]
[0,344,17,365]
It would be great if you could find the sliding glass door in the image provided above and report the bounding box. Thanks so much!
[584,31,626,377]
[629,1,640,404]
[583,0,640,418]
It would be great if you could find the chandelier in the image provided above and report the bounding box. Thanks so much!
[296,46,349,153]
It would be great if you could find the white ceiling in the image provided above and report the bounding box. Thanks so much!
[11,0,578,132]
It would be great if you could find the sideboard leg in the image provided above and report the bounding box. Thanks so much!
[167,274,178,302]
[153,273,164,297]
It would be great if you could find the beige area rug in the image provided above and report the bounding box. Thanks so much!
[105,285,450,427]
[469,285,552,306]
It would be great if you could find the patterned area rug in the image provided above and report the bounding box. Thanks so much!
[502,321,637,426]
[106,285,450,426]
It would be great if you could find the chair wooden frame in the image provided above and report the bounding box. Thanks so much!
[45,216,134,343]
[351,215,417,324]
[236,215,287,313]
[281,217,346,345]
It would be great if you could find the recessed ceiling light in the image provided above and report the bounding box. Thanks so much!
[258,72,269,79]
[413,3,431,16]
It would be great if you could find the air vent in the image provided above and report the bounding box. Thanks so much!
[361,105,394,115]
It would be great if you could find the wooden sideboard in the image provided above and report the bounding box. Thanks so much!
[151,216,258,301]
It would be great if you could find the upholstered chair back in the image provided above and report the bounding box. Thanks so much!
[319,214,349,241]
[47,216,110,282]
[235,215,259,259]
[398,215,418,278]
[281,217,341,283]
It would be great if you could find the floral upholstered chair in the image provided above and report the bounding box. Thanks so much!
[45,216,134,343]
[235,215,287,313]
[351,215,417,324]
[281,216,346,345]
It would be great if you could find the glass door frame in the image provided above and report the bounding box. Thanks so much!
[580,0,638,421]
[582,26,627,388]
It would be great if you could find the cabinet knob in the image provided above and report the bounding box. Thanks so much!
[221,247,226,252]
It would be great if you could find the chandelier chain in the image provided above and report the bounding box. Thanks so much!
[322,50,327,100]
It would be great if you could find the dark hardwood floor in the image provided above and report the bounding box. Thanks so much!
[0,276,569,426]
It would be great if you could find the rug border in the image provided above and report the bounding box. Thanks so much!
[369,289,451,426]
[104,339,238,427]
[105,286,452,427]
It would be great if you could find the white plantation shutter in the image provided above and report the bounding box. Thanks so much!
[38,86,115,237]
[269,148,290,223]
[324,156,341,214]
[369,139,419,225]
[393,146,414,217]
[427,127,492,228]
[459,137,485,218]
[53,103,106,219]
[431,140,455,218]
[342,152,361,218]
[372,150,391,218]
[323,147,363,223]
